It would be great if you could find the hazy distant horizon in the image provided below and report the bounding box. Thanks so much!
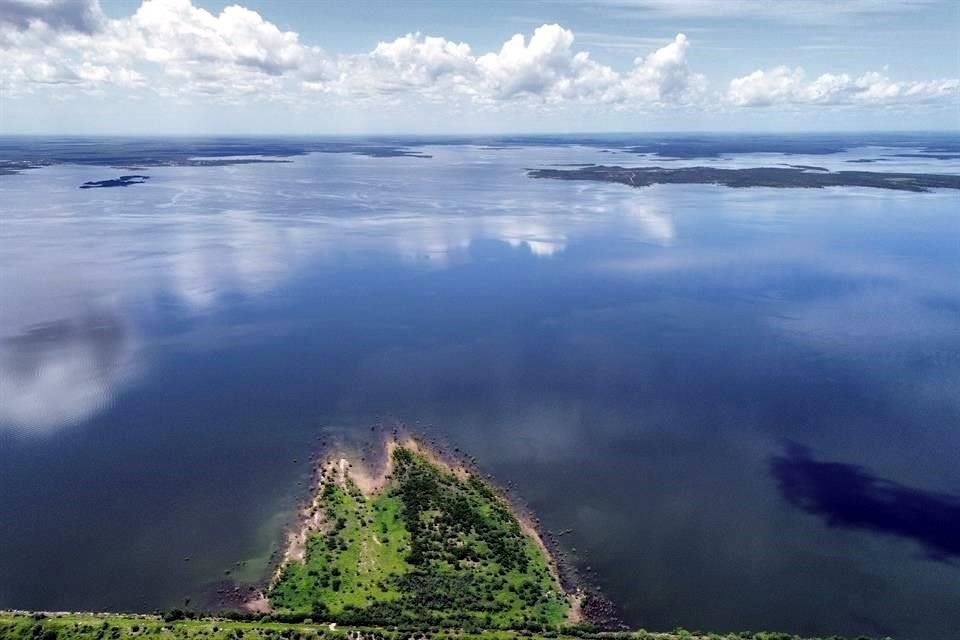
[3,129,960,137]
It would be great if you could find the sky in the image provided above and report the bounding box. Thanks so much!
[0,0,958,134]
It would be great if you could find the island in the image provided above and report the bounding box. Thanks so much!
[527,165,960,193]
[79,175,150,189]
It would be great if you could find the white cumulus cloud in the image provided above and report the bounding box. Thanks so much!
[474,24,617,102]
[619,33,706,103]
[0,0,325,97]
[0,0,955,114]
[728,65,959,106]
[127,0,308,77]
[331,25,703,106]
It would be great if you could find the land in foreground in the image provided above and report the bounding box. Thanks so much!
[0,612,887,640]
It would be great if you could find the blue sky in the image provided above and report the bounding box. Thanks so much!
[1,0,958,134]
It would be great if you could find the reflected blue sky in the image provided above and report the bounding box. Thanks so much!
[0,139,959,639]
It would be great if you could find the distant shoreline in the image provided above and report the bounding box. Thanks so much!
[528,164,960,193]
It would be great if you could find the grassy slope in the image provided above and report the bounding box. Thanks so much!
[269,447,567,628]
[0,613,869,640]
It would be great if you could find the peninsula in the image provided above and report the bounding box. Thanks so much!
[264,437,580,628]
[0,436,896,640]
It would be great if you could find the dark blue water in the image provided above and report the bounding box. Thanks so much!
[1,136,959,639]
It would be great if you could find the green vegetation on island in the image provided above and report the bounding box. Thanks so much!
[268,442,572,629]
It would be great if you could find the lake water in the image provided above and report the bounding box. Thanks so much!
[1,136,959,639]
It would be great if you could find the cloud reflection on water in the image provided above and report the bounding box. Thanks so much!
[0,314,139,435]
[0,154,683,433]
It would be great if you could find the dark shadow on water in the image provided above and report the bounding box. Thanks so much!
[771,443,960,562]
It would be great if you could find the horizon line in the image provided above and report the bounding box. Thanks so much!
[1,129,959,138]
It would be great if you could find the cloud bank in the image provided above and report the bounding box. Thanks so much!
[0,0,956,113]
[729,66,959,107]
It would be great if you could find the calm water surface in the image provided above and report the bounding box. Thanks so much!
[1,137,959,639]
